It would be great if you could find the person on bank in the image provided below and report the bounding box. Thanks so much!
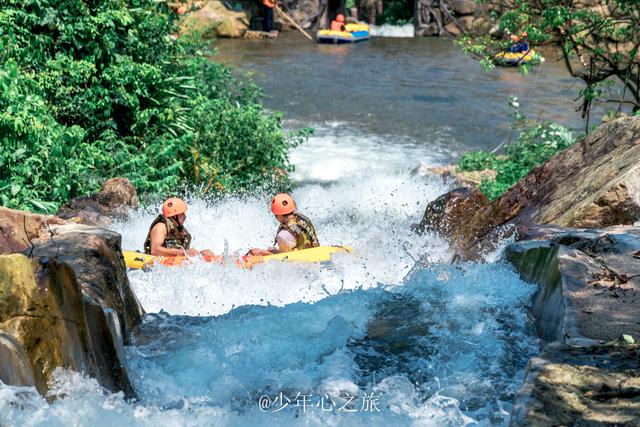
[261,0,275,32]
[330,13,346,32]
[144,197,213,257]
[249,193,319,256]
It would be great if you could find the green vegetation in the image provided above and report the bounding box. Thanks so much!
[458,100,576,200]
[377,0,414,25]
[0,0,305,213]
[457,0,640,127]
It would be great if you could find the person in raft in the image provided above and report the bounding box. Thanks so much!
[144,197,213,257]
[330,13,346,32]
[248,193,319,256]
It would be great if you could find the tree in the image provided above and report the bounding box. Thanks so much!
[457,0,640,129]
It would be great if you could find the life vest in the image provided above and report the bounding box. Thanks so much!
[330,20,345,32]
[275,212,319,251]
[143,215,192,254]
[262,0,274,8]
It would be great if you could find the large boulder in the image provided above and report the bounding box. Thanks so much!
[58,178,138,226]
[451,0,476,15]
[420,117,640,259]
[180,0,250,38]
[0,208,65,254]
[506,225,640,426]
[413,187,488,238]
[0,208,143,397]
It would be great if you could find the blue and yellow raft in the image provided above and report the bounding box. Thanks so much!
[317,23,369,44]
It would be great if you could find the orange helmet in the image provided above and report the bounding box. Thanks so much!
[162,197,188,217]
[271,193,296,215]
[336,13,345,22]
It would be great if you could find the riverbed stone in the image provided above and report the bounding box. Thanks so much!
[0,208,143,397]
[511,342,640,426]
[421,117,640,260]
[451,0,476,15]
[58,178,139,226]
[180,0,250,38]
[506,225,640,425]
[443,21,461,36]
[0,207,65,254]
[506,225,640,344]
[413,187,489,238]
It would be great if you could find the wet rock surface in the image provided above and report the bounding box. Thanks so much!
[506,225,640,426]
[419,116,640,260]
[179,0,251,38]
[0,207,143,397]
[58,178,139,226]
[511,343,640,426]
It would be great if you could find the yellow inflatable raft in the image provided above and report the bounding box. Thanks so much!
[317,23,370,44]
[494,50,544,66]
[123,246,353,270]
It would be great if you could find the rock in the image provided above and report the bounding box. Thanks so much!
[416,23,439,37]
[180,0,250,38]
[0,208,144,397]
[0,331,35,387]
[574,0,602,7]
[443,21,461,36]
[470,17,492,35]
[412,163,497,187]
[244,29,279,39]
[512,117,640,228]
[506,225,640,344]
[511,342,640,427]
[456,15,475,33]
[58,178,138,226]
[0,254,131,395]
[413,187,489,238]
[506,225,640,425]
[0,207,65,254]
[421,117,640,260]
[451,0,476,15]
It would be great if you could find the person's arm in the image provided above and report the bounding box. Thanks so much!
[275,229,296,253]
[149,223,191,257]
[248,230,295,256]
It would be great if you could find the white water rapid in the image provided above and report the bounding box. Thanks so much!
[0,124,539,426]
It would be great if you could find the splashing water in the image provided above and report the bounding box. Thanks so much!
[0,125,540,426]
[370,24,415,38]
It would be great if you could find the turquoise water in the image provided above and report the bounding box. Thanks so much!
[0,33,545,426]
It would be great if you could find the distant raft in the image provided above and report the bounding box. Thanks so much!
[494,49,544,66]
[123,245,353,270]
[317,23,370,44]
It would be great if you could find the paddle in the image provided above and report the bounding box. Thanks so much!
[274,4,315,41]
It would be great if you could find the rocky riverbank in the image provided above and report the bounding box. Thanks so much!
[507,226,640,426]
[0,180,142,397]
[418,116,640,424]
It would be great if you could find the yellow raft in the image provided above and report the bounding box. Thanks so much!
[123,246,353,270]
[494,50,544,66]
[317,23,370,44]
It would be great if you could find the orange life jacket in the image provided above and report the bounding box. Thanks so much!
[262,0,274,8]
[330,20,345,32]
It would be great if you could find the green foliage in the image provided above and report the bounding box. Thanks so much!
[377,0,414,25]
[458,117,576,201]
[0,0,303,213]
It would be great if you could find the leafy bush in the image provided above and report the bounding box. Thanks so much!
[0,0,303,212]
[377,0,414,25]
[458,121,576,201]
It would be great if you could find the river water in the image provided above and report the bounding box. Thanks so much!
[0,33,586,426]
